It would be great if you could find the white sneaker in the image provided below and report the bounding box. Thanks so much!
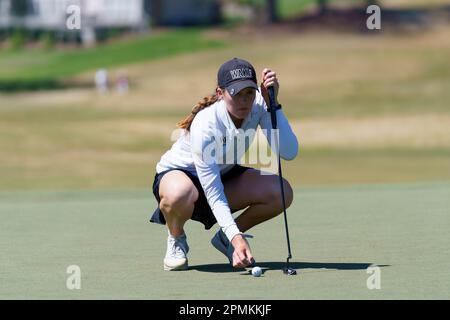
[163,232,189,271]
[211,229,234,264]
[211,230,254,266]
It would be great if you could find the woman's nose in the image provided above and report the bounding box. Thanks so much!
[241,96,251,104]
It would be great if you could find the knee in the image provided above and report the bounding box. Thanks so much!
[283,179,294,208]
[268,178,294,209]
[159,187,198,217]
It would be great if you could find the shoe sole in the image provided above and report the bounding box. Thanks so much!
[163,260,188,271]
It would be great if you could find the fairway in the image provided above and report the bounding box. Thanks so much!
[1,183,449,299]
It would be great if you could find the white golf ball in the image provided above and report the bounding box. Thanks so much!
[251,266,262,277]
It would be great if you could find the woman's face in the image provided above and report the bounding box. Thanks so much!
[218,87,256,120]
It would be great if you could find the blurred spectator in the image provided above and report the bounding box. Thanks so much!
[95,69,109,94]
[116,70,129,95]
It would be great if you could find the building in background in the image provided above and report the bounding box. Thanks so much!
[0,0,149,44]
[0,0,222,30]
[150,0,221,26]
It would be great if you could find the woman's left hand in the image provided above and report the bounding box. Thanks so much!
[260,68,280,107]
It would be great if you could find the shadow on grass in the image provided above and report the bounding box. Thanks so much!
[190,262,390,274]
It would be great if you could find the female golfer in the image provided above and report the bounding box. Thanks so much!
[150,58,299,271]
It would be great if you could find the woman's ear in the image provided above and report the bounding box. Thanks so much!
[216,87,224,100]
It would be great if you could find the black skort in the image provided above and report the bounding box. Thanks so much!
[150,165,251,230]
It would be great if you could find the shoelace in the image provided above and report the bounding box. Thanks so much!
[168,237,188,258]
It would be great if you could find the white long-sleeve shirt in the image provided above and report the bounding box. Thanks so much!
[156,90,299,241]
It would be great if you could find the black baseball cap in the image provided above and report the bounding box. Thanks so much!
[218,58,258,96]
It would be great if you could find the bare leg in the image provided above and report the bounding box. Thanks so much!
[158,170,199,237]
[224,169,294,232]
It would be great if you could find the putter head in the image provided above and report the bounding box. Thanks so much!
[283,267,297,275]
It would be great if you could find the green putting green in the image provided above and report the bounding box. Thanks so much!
[1,182,449,299]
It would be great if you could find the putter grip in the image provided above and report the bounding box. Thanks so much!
[268,86,278,130]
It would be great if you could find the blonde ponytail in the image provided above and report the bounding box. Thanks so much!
[177,93,219,131]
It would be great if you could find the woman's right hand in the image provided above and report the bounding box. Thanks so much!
[231,234,255,268]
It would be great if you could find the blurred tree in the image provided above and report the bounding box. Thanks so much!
[11,28,26,50]
[10,0,28,17]
[317,0,328,15]
[9,0,28,49]
[40,31,56,50]
[266,0,279,23]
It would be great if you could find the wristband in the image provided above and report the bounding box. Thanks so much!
[268,104,282,111]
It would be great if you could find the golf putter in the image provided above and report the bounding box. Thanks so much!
[267,86,297,276]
